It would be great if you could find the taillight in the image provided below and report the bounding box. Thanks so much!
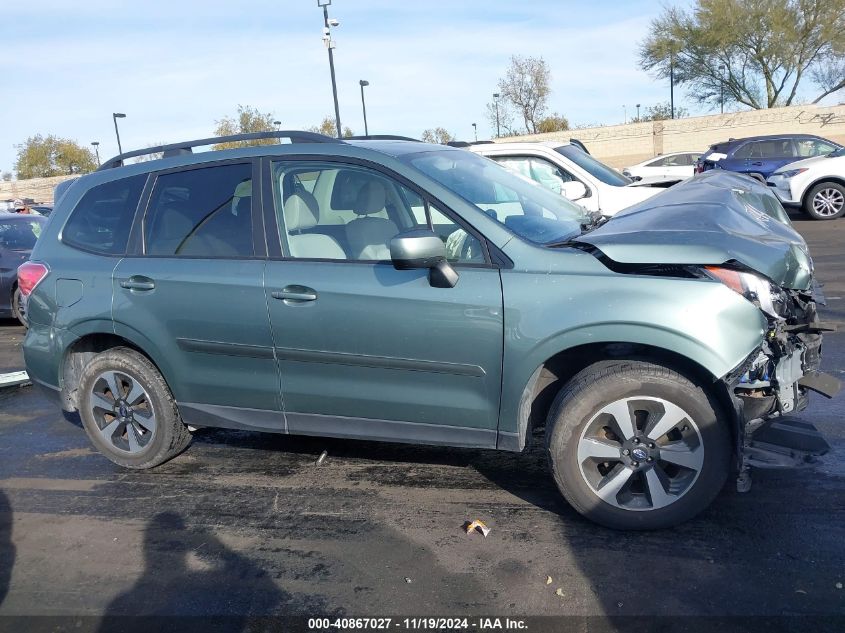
[18,262,49,296]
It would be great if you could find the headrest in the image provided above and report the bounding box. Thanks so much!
[353,181,386,216]
[235,196,251,216]
[285,191,320,231]
[157,202,193,239]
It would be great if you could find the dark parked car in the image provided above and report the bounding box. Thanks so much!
[695,134,842,182]
[19,131,840,530]
[0,214,46,324]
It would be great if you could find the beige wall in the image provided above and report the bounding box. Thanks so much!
[498,104,845,168]
[0,174,77,205]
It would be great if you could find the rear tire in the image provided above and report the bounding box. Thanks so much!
[803,181,845,220]
[11,287,26,327]
[77,347,191,469]
[545,361,730,530]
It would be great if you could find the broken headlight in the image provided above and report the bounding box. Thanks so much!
[703,266,788,320]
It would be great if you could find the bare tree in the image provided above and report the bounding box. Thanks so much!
[420,128,455,144]
[497,56,551,134]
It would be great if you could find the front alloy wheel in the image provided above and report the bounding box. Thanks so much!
[805,182,845,220]
[576,397,704,512]
[546,361,730,530]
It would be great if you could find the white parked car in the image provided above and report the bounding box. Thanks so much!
[767,147,845,220]
[469,141,661,216]
[622,151,701,185]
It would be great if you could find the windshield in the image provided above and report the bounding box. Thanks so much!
[0,219,43,250]
[556,145,633,186]
[400,149,589,245]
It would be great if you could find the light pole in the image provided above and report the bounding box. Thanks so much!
[623,105,627,124]
[493,92,501,138]
[719,64,726,114]
[472,123,477,142]
[273,120,282,130]
[112,113,126,154]
[359,79,370,136]
[91,141,100,166]
[636,103,641,121]
[669,47,675,120]
[318,0,342,139]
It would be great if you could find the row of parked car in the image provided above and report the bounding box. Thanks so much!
[480,133,843,221]
[14,128,840,531]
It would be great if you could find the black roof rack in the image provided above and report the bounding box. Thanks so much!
[346,134,422,142]
[445,140,495,148]
[99,130,342,170]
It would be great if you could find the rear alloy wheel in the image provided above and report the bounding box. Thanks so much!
[11,287,26,327]
[804,182,845,220]
[77,347,191,468]
[546,361,730,530]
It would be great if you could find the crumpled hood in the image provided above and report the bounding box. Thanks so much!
[575,171,813,290]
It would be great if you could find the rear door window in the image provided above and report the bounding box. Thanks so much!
[62,175,146,255]
[144,163,254,258]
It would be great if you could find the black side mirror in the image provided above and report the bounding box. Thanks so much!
[390,229,459,288]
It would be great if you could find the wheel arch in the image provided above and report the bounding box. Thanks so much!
[801,176,845,205]
[61,322,176,412]
[508,341,737,454]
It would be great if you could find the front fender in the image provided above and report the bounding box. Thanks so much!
[498,265,767,440]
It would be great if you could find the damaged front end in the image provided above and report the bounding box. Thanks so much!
[714,269,842,491]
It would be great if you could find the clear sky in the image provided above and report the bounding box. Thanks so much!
[1,0,825,173]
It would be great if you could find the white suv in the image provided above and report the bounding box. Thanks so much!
[767,147,845,220]
[469,141,661,215]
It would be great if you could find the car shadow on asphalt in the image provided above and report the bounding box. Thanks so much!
[0,489,14,608]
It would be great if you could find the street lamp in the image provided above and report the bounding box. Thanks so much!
[273,120,282,129]
[719,64,726,114]
[636,103,641,121]
[112,113,126,154]
[318,0,342,139]
[493,92,501,138]
[359,79,370,136]
[669,44,676,120]
[623,105,627,124]
[91,141,100,166]
[472,123,477,142]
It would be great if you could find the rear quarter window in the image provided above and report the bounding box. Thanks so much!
[62,175,147,255]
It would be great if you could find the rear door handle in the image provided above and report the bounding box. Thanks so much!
[119,276,156,291]
[271,285,317,303]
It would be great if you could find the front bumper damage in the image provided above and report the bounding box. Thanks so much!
[725,286,841,491]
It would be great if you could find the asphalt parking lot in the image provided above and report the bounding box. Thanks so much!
[0,213,843,630]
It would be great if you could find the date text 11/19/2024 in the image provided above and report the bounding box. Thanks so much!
[307,617,528,630]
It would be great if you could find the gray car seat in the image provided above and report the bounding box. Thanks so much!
[284,191,346,259]
[345,180,398,260]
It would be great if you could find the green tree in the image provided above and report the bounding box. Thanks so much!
[308,116,353,138]
[14,135,97,179]
[497,55,552,133]
[212,105,277,149]
[1,172,11,182]
[420,127,455,144]
[639,0,845,110]
[535,112,570,133]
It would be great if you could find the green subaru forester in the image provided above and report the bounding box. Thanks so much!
[20,131,840,529]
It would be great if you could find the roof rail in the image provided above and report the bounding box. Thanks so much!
[446,140,495,148]
[98,130,342,170]
[346,134,422,142]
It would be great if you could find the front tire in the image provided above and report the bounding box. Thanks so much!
[803,181,845,220]
[77,347,191,469]
[545,361,730,530]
